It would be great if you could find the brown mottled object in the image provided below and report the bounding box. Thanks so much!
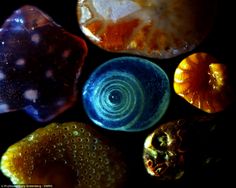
[143,118,186,180]
[143,115,230,181]
[0,122,126,188]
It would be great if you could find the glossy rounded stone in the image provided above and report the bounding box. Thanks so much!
[143,119,185,180]
[82,56,170,132]
[174,52,233,113]
[77,0,217,59]
[0,122,126,187]
[143,116,229,181]
[0,5,87,122]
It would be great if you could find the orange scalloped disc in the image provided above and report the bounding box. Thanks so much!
[174,52,233,113]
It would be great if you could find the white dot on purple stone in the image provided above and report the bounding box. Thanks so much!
[45,70,53,78]
[24,89,38,103]
[31,33,40,44]
[0,103,9,112]
[56,100,66,106]
[0,71,6,80]
[15,58,26,66]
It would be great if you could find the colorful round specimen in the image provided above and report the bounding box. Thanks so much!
[82,56,170,132]
[174,52,233,113]
[143,119,186,180]
[77,0,217,59]
[143,115,231,181]
[1,122,126,188]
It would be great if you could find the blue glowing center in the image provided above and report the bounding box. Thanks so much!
[109,90,122,104]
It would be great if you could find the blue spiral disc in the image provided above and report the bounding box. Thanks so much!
[82,56,170,132]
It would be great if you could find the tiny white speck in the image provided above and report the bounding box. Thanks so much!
[15,10,21,14]
[14,18,24,24]
[62,49,71,58]
[1,155,8,161]
[0,103,9,112]
[45,70,53,78]
[15,58,26,66]
[56,100,66,106]
[1,41,4,45]
[0,71,6,80]
[28,135,34,141]
[31,33,40,44]
[24,89,38,103]
[73,131,79,136]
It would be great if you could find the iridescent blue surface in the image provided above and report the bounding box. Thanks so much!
[82,56,170,132]
[0,5,87,122]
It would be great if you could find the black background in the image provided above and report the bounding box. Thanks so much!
[0,0,235,187]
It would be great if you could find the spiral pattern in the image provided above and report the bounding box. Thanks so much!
[83,56,170,132]
[92,71,144,130]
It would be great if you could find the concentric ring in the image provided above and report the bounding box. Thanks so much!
[82,56,170,132]
[92,71,144,130]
